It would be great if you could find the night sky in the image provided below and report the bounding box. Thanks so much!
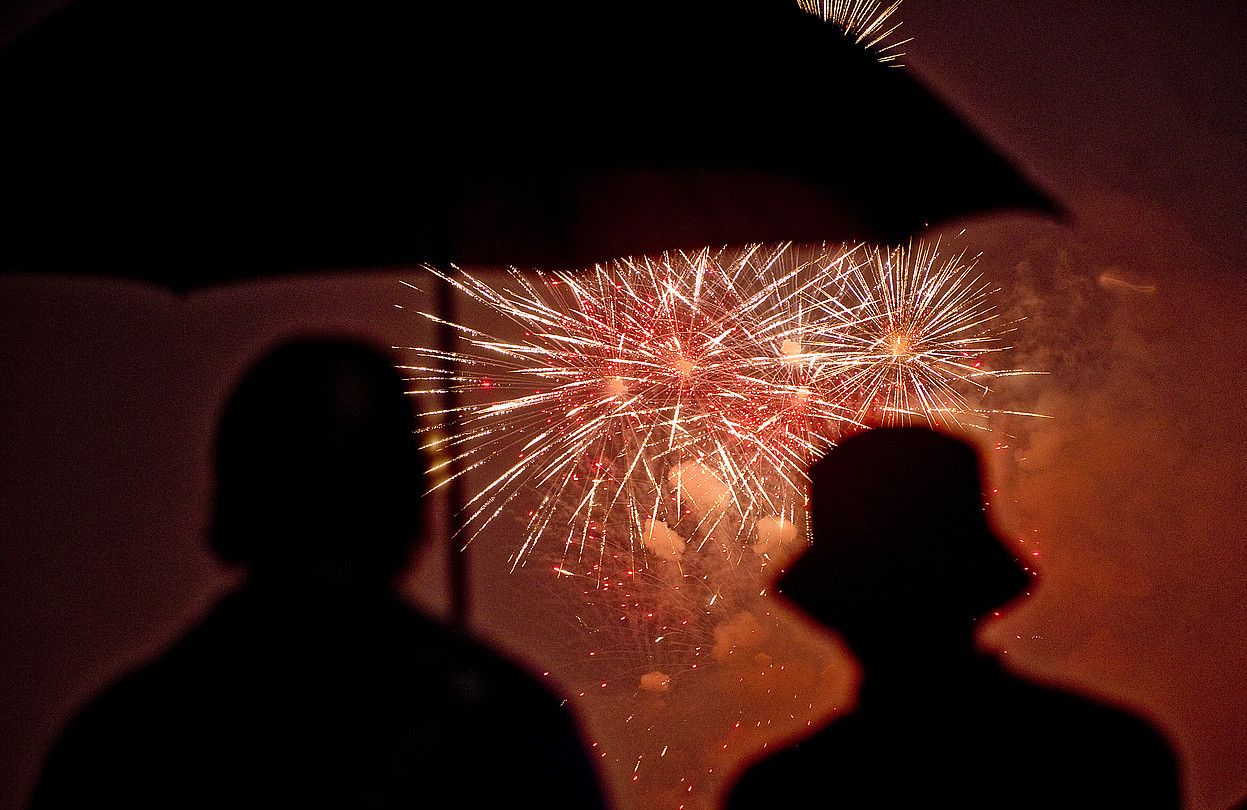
[1,2,1244,808]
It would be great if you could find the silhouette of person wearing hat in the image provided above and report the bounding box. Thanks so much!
[30,339,604,809]
[727,427,1179,809]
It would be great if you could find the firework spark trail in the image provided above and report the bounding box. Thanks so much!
[816,239,1041,429]
[399,240,1028,585]
[404,245,855,567]
[554,544,755,686]
[796,0,910,65]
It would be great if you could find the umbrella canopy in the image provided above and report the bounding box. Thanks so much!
[0,0,1055,288]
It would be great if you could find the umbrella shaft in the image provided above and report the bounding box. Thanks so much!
[436,273,469,627]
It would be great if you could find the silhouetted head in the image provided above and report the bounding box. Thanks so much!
[211,338,426,583]
[780,427,1029,662]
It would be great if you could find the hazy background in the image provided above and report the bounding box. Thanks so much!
[2,1,1244,808]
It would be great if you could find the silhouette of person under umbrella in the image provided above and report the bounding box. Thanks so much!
[30,338,604,809]
[727,427,1179,809]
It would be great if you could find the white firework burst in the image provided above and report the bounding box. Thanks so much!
[797,0,909,65]
[399,240,1023,574]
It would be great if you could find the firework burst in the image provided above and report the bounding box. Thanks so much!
[400,240,1022,579]
[403,244,848,570]
[814,239,1035,428]
[796,0,910,65]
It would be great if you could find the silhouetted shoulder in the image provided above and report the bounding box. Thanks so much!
[726,712,892,810]
[727,666,1179,810]
[31,584,603,809]
[996,673,1181,807]
[726,739,824,809]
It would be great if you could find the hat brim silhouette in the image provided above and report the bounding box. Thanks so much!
[780,427,1029,630]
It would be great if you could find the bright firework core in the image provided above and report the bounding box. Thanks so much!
[402,240,1023,579]
[885,330,914,358]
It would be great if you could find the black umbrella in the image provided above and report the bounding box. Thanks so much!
[0,0,1054,279]
[0,0,1056,622]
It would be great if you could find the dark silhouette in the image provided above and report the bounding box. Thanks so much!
[30,339,604,809]
[727,427,1180,809]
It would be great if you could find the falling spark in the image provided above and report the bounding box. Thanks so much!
[796,0,910,65]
